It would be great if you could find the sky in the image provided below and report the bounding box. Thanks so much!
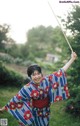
[0,0,79,44]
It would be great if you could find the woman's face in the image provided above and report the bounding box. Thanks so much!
[31,70,43,84]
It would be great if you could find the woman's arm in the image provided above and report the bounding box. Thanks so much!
[0,84,31,113]
[0,106,5,112]
[62,52,77,72]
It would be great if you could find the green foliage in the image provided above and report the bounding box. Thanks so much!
[0,53,14,63]
[0,24,9,50]
[21,60,34,66]
[24,25,69,61]
[0,24,15,52]
[66,5,80,34]
[27,25,53,44]
[65,86,80,116]
[0,53,23,65]
[0,61,24,87]
[63,5,80,116]
[6,44,22,58]
[14,57,23,64]
[0,24,70,62]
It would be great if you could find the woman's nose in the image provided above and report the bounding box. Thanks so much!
[35,75,39,78]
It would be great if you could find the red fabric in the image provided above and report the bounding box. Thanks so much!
[32,97,49,109]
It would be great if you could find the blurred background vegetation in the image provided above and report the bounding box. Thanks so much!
[0,5,80,124]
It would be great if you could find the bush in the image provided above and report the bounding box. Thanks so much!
[14,57,23,64]
[0,53,15,63]
[21,60,33,66]
[65,86,80,116]
[0,61,24,87]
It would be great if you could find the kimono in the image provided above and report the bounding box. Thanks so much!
[5,69,70,126]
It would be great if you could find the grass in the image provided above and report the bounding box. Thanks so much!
[50,102,80,126]
[0,87,19,126]
[0,87,80,126]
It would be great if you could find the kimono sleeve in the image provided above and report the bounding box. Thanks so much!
[4,84,34,126]
[48,69,70,103]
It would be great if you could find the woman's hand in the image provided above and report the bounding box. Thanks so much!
[71,52,77,61]
[0,106,5,113]
[62,52,77,72]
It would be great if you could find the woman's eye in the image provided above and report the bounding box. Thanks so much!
[33,74,40,76]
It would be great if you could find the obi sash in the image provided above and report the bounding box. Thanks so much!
[32,97,49,109]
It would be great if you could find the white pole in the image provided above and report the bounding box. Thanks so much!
[47,1,73,52]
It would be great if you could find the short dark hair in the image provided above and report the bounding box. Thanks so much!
[27,64,42,77]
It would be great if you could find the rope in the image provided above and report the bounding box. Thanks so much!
[47,1,73,52]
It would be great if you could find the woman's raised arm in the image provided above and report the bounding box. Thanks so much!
[62,52,77,72]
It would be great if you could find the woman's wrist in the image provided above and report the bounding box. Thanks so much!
[2,106,6,110]
[0,106,5,112]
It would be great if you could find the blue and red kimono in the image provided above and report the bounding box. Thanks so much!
[5,69,70,126]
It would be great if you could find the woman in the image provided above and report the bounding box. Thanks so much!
[0,52,77,126]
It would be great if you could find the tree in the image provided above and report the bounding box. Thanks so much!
[25,25,69,61]
[0,24,15,52]
[65,5,80,86]
[64,5,80,116]
[66,5,80,34]
[0,24,9,50]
